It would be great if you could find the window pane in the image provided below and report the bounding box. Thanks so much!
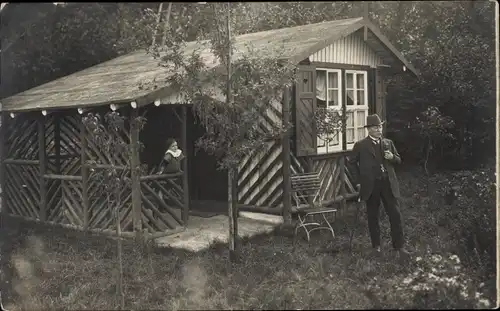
[346,111,354,127]
[357,128,366,140]
[356,73,365,90]
[347,129,355,143]
[356,90,365,106]
[317,135,325,147]
[328,71,338,88]
[328,131,339,146]
[328,90,338,107]
[346,73,354,89]
[316,70,327,101]
[346,90,354,106]
[357,110,366,127]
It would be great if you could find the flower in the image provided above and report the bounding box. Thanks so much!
[415,256,422,262]
[478,299,491,308]
[403,277,413,285]
[449,254,461,264]
[431,254,443,263]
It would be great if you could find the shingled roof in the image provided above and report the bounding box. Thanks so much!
[1,17,418,113]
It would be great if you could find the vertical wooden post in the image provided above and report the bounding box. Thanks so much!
[181,106,190,225]
[339,156,347,216]
[225,2,238,261]
[130,108,142,235]
[80,116,89,229]
[0,113,7,217]
[38,115,47,221]
[281,87,292,225]
[231,166,238,248]
[341,69,348,151]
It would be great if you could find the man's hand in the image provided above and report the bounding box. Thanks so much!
[384,150,394,160]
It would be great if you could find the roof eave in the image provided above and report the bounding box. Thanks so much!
[362,19,419,78]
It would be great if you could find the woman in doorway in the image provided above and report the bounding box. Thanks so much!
[159,138,185,174]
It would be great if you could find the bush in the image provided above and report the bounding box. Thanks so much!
[431,168,496,277]
[368,251,492,309]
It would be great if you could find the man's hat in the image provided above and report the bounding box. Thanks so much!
[365,114,385,128]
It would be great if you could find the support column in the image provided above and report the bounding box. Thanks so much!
[281,87,292,225]
[80,116,89,229]
[38,115,47,221]
[181,106,189,225]
[130,108,142,235]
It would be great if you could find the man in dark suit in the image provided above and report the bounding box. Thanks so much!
[348,114,410,258]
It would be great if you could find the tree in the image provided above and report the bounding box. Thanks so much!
[82,111,146,308]
[150,2,296,260]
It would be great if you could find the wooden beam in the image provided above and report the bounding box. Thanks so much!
[80,115,90,230]
[311,62,372,71]
[281,87,292,225]
[130,108,143,235]
[180,106,190,225]
[38,115,47,221]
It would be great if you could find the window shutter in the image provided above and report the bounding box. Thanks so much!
[294,65,317,157]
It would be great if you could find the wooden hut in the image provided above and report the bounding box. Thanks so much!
[0,17,417,238]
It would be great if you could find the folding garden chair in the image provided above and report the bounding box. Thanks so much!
[291,172,337,242]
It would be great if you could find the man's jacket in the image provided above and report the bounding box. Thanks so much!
[347,137,401,201]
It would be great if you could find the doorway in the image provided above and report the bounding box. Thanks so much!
[187,110,228,214]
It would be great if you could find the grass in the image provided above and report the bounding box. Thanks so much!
[0,169,497,310]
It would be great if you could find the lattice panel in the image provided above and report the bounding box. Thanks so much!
[141,177,184,232]
[84,117,131,167]
[57,180,84,226]
[87,173,133,231]
[46,178,62,222]
[45,114,58,174]
[312,156,342,202]
[290,153,358,206]
[59,115,82,175]
[4,164,40,219]
[6,116,39,159]
[238,140,283,209]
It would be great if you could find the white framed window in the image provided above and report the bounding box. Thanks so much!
[316,68,343,154]
[345,70,368,151]
[314,68,369,154]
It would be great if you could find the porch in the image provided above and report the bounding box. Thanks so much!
[0,103,232,240]
[155,212,282,252]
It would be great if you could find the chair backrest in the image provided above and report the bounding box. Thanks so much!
[291,172,321,204]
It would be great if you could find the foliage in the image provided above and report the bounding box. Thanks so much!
[382,1,496,170]
[314,107,344,146]
[0,3,157,99]
[81,111,147,309]
[410,106,455,174]
[432,168,496,276]
[368,251,492,309]
[155,3,296,170]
